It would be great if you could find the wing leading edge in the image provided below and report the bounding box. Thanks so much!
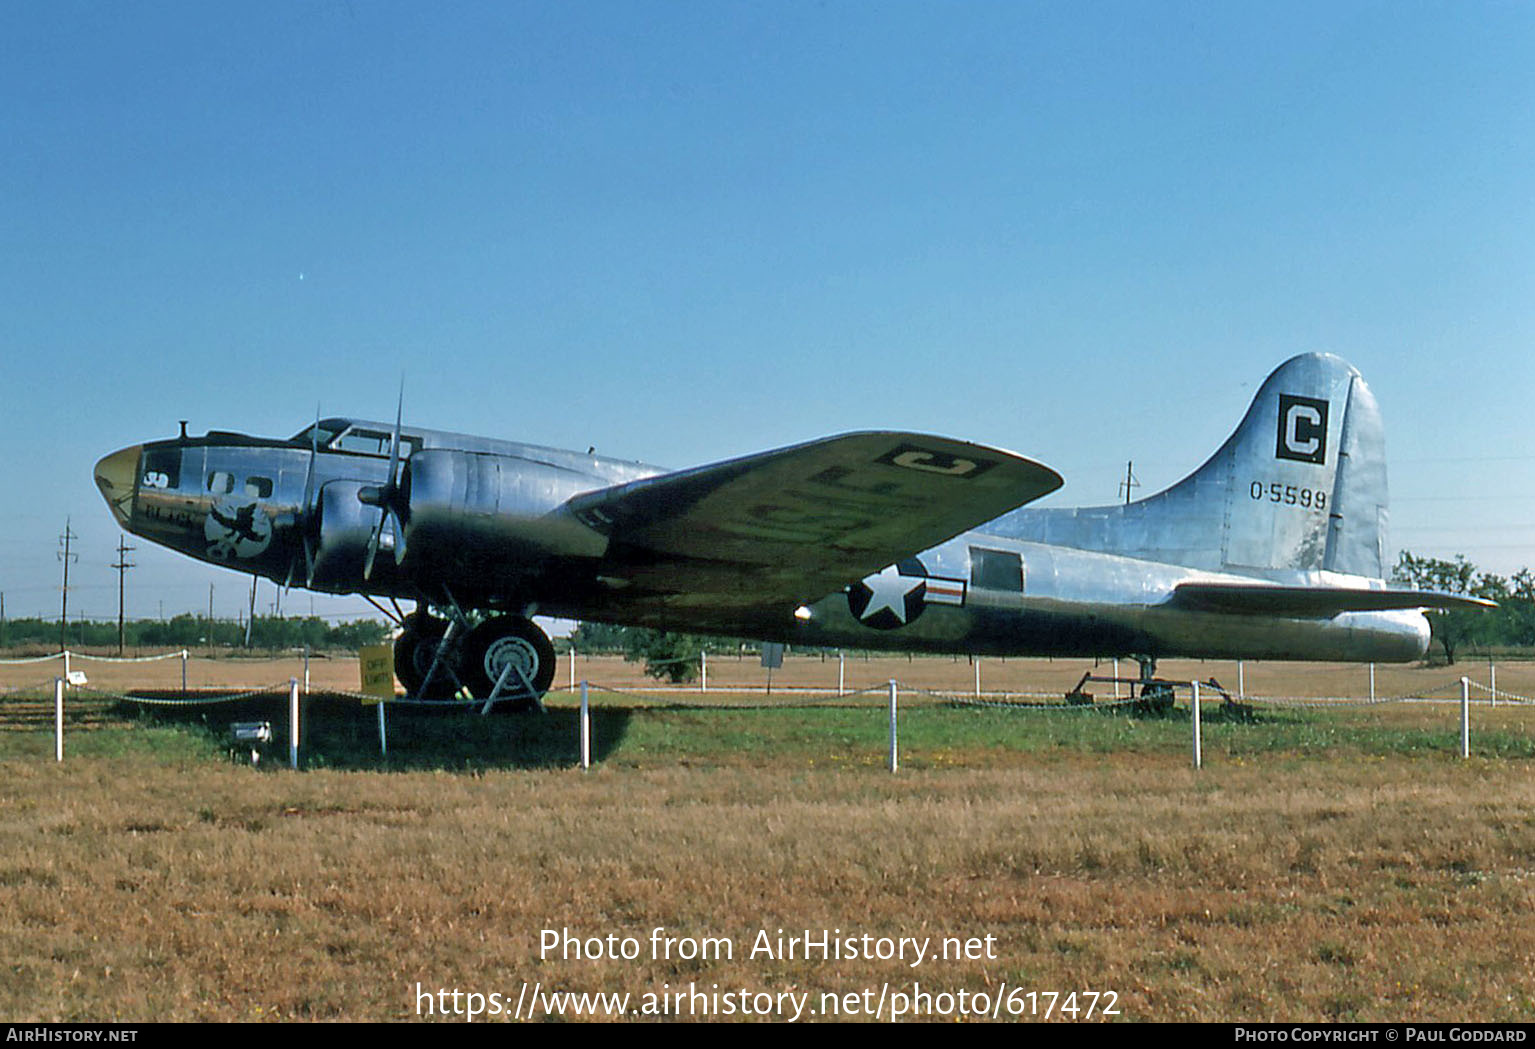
[562,431,1062,608]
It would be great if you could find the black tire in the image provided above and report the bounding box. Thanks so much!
[462,616,556,707]
[401,611,446,639]
[1136,682,1177,715]
[395,613,455,700]
[394,628,460,700]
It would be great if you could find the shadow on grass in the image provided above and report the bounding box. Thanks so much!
[117,691,633,771]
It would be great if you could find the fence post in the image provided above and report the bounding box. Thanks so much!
[1490,660,1497,708]
[1460,676,1471,760]
[377,698,388,760]
[701,650,707,693]
[1191,680,1203,770]
[887,679,898,773]
[181,649,188,695]
[289,677,300,770]
[54,677,64,763]
[974,658,981,699]
[838,650,845,696]
[580,680,591,770]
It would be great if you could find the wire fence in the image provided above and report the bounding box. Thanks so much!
[3,670,1532,712]
[6,645,1535,775]
[72,682,293,707]
[5,646,1532,704]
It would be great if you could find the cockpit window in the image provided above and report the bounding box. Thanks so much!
[208,471,236,495]
[245,476,273,499]
[289,421,347,448]
[332,427,421,458]
[334,428,393,455]
[290,421,420,458]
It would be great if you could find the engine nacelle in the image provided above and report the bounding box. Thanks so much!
[303,480,380,588]
[401,450,609,575]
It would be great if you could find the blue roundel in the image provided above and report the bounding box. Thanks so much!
[846,558,928,630]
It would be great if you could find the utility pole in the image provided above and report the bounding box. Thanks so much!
[112,537,135,656]
[1118,461,1141,505]
[57,520,77,653]
[208,584,215,647]
[245,576,257,648]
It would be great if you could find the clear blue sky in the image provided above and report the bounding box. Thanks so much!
[3,2,1532,623]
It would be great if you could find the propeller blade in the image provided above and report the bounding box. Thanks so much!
[390,507,406,566]
[301,404,319,520]
[363,517,381,580]
[301,407,323,586]
[364,377,408,579]
[386,377,404,490]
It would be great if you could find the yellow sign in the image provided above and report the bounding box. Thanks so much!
[358,645,395,702]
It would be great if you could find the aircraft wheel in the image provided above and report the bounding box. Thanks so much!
[402,611,446,639]
[395,615,456,700]
[1136,682,1176,715]
[462,616,555,709]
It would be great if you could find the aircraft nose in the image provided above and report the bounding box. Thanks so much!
[94,444,142,527]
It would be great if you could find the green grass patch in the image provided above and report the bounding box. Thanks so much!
[6,691,1528,771]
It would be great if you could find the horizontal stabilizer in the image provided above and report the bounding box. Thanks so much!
[1169,582,1497,617]
[564,431,1061,606]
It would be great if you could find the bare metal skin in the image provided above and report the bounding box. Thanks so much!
[94,354,1485,701]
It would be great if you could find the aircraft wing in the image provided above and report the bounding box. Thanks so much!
[563,431,1062,607]
[1168,582,1497,617]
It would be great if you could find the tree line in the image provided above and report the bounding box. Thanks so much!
[568,622,762,683]
[0,614,390,653]
[1391,552,1535,664]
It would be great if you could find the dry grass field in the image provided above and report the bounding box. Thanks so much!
[5,647,1533,700]
[3,650,1535,1023]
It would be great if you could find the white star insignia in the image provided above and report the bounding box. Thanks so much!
[859,565,924,623]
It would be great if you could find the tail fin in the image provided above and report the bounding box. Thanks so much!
[1004,353,1390,580]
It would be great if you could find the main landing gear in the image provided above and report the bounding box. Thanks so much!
[1133,655,1176,714]
[393,608,556,711]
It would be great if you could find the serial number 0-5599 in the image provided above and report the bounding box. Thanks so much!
[1249,480,1327,510]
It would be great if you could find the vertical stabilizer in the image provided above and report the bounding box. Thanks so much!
[998,353,1391,581]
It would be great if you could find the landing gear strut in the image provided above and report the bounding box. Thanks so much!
[391,607,555,711]
[463,615,556,710]
[394,612,454,699]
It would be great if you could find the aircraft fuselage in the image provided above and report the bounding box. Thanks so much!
[94,409,1431,669]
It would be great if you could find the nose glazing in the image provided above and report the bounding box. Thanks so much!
[94,445,142,527]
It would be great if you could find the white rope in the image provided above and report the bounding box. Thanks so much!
[70,649,188,664]
[77,682,291,706]
[576,680,887,708]
[1467,680,1535,705]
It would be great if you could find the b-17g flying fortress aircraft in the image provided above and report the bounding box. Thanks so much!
[94,353,1487,707]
